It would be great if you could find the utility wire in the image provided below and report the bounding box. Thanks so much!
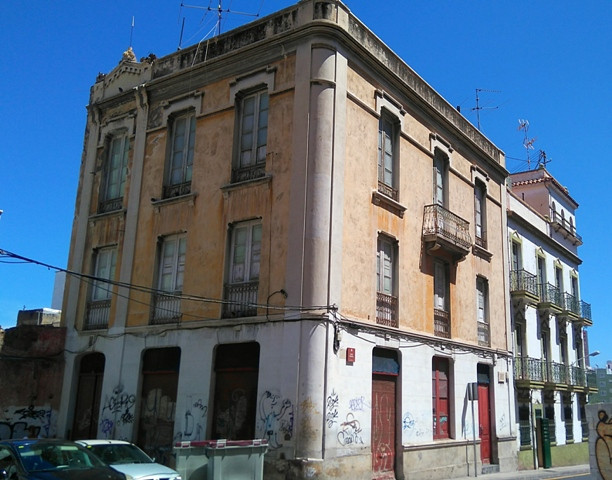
[0,248,332,315]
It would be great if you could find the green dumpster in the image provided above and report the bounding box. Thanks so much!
[175,439,268,480]
[537,418,552,469]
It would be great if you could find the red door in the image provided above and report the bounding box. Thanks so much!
[372,374,396,477]
[478,383,491,464]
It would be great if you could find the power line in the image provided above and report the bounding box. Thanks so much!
[0,248,331,316]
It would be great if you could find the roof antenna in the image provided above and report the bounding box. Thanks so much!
[471,88,500,131]
[536,149,551,169]
[517,119,537,169]
[129,16,135,48]
[181,1,261,36]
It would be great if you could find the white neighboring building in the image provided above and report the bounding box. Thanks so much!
[507,166,594,468]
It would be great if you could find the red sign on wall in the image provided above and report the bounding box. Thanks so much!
[346,347,355,364]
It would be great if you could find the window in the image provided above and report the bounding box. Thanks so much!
[377,113,398,200]
[511,241,521,271]
[164,112,195,198]
[560,324,568,365]
[537,255,546,299]
[223,221,262,317]
[86,247,117,329]
[376,235,398,327]
[474,181,487,248]
[432,357,451,439]
[233,91,268,182]
[434,260,450,338]
[555,265,563,292]
[100,134,129,213]
[433,152,447,207]
[477,276,489,346]
[151,234,186,323]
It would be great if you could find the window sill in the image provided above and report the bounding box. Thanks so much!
[151,192,197,209]
[89,208,126,222]
[472,243,493,261]
[371,190,406,218]
[221,174,272,193]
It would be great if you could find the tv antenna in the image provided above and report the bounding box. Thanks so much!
[536,149,551,169]
[517,119,537,169]
[471,88,500,131]
[179,1,262,43]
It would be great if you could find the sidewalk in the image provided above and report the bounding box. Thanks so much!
[454,464,592,480]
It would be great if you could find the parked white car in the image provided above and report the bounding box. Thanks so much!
[76,440,181,480]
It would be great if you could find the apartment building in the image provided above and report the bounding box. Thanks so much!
[57,1,516,478]
[507,166,595,469]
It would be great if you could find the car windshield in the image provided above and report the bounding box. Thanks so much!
[16,442,106,472]
[88,444,153,465]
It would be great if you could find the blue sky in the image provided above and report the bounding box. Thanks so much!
[1,1,610,363]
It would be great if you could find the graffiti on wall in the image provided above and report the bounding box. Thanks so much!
[99,385,136,438]
[326,390,339,428]
[175,397,207,442]
[258,391,294,449]
[595,409,612,479]
[337,413,364,446]
[0,406,53,440]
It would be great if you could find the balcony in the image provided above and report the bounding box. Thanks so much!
[537,282,563,314]
[561,292,581,320]
[514,357,591,391]
[223,281,258,318]
[587,370,598,393]
[580,300,593,326]
[422,204,472,261]
[85,299,110,330]
[150,292,182,324]
[376,292,398,328]
[434,308,451,338]
[510,269,539,306]
[550,210,582,246]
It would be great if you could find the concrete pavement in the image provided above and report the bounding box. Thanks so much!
[453,464,592,480]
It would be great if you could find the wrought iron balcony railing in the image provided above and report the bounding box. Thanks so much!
[422,204,472,259]
[563,292,581,317]
[98,197,123,214]
[223,281,258,318]
[475,230,487,249]
[510,269,539,300]
[538,282,563,310]
[434,308,451,338]
[376,292,398,327]
[151,292,182,324]
[163,180,191,199]
[377,181,399,201]
[232,163,266,183]
[514,357,590,389]
[580,300,592,324]
[85,299,111,330]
